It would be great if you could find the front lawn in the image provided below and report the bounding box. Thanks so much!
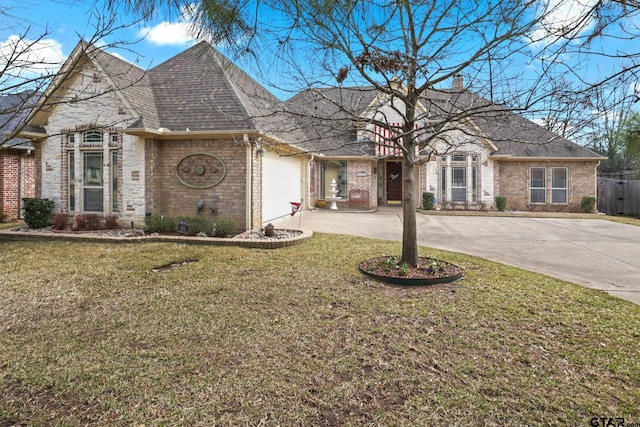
[1,234,638,426]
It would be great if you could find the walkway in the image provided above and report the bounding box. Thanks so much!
[276,207,640,305]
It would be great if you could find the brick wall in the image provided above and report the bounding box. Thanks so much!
[145,138,247,228]
[495,160,598,212]
[250,148,262,229]
[0,149,35,220]
[347,160,376,209]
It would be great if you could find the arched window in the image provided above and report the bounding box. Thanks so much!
[82,130,103,146]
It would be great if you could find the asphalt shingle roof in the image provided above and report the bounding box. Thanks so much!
[31,41,288,135]
[285,87,380,156]
[286,85,603,159]
[1,92,38,149]
[146,42,257,132]
[28,40,604,161]
[425,89,603,159]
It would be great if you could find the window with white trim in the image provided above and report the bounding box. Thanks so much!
[530,167,546,203]
[65,130,119,214]
[68,151,75,211]
[82,130,103,146]
[440,154,478,204]
[551,167,568,204]
[111,151,119,212]
[451,166,467,202]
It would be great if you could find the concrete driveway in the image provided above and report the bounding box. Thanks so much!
[275,207,640,305]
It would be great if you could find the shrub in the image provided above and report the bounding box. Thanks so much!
[22,197,55,229]
[51,213,69,230]
[144,215,164,233]
[212,218,237,237]
[72,215,85,231]
[0,212,6,223]
[495,196,507,212]
[105,214,119,229]
[581,196,596,213]
[82,213,103,230]
[144,215,177,233]
[422,192,435,210]
[181,216,208,235]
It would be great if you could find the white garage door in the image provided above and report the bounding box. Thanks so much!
[262,151,302,223]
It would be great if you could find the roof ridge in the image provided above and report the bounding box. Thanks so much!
[146,41,257,131]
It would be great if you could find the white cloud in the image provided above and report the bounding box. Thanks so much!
[0,35,66,76]
[138,3,202,47]
[532,0,599,47]
[139,21,197,46]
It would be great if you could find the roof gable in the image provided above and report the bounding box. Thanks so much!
[26,41,149,130]
[147,42,258,132]
[287,85,603,159]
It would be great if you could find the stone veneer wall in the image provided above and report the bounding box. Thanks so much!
[145,138,248,228]
[0,150,35,219]
[35,61,143,218]
[495,160,598,212]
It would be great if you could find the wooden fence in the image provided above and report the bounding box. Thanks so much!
[598,178,640,216]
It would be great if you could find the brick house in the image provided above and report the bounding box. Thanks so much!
[21,41,603,231]
[288,84,604,212]
[1,93,36,220]
[21,41,306,230]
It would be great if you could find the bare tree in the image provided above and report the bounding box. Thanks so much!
[116,0,640,265]
[584,80,640,176]
[1,8,147,147]
[116,0,630,266]
[254,1,595,266]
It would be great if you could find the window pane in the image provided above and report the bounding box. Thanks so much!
[84,153,103,186]
[84,188,104,212]
[69,152,75,211]
[112,151,118,212]
[452,167,466,186]
[440,166,446,202]
[531,188,545,203]
[472,166,477,203]
[552,189,567,204]
[452,155,465,163]
[552,168,567,188]
[83,130,103,146]
[452,188,466,202]
[531,168,545,188]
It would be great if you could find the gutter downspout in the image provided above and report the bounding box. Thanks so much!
[19,150,31,219]
[595,160,601,211]
[307,154,315,210]
[244,134,252,231]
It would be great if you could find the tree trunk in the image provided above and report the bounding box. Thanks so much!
[400,155,418,267]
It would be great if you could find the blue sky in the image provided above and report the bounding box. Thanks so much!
[2,0,640,109]
[1,0,194,70]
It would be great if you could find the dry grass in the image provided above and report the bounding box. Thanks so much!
[0,220,25,230]
[1,234,639,426]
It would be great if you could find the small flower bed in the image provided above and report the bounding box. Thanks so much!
[359,256,464,280]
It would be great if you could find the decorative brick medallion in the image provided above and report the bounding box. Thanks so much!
[176,152,227,189]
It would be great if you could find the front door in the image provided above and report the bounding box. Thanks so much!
[83,152,104,212]
[386,161,402,204]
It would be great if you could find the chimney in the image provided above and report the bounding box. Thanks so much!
[452,74,463,90]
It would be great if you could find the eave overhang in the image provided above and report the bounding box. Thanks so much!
[124,127,263,140]
[490,155,607,161]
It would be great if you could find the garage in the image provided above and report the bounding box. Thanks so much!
[261,150,303,223]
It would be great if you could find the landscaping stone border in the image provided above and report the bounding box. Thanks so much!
[0,229,313,249]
